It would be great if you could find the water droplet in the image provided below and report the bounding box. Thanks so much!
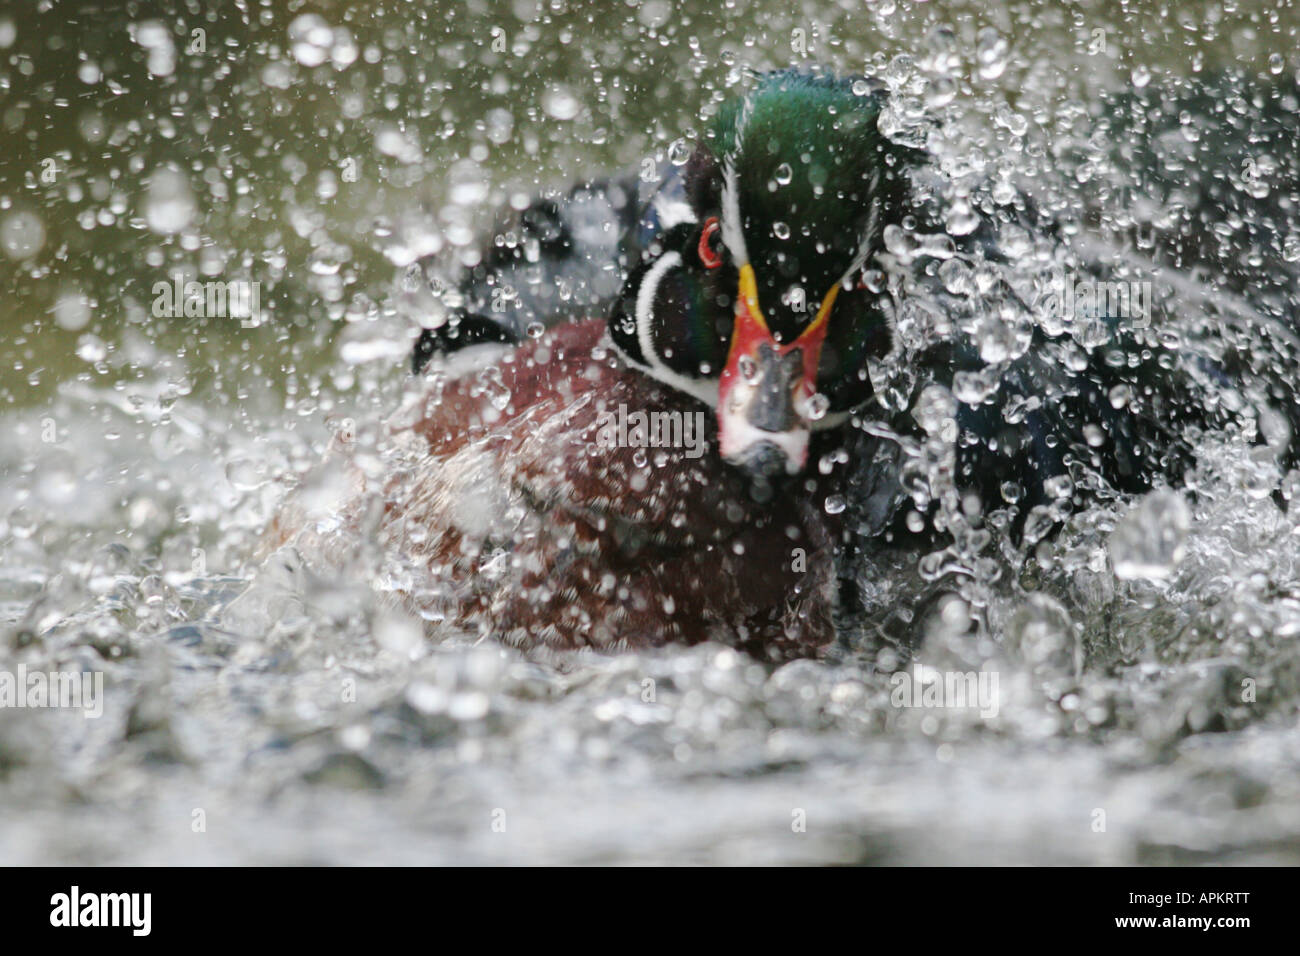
[144,165,196,234]
[824,494,847,515]
[938,258,972,295]
[474,365,512,411]
[1043,474,1074,500]
[912,385,956,436]
[328,28,358,69]
[774,162,793,185]
[944,201,979,237]
[994,105,1028,137]
[74,333,107,362]
[375,125,422,164]
[1005,593,1077,679]
[132,20,175,77]
[926,76,956,108]
[1,210,46,260]
[485,108,514,145]
[885,54,916,88]
[373,611,422,656]
[772,221,790,240]
[862,269,887,294]
[806,393,830,421]
[447,691,488,723]
[637,0,672,28]
[448,159,488,206]
[289,13,333,68]
[883,224,919,257]
[225,458,266,491]
[542,84,581,121]
[311,168,338,201]
[54,288,92,331]
[953,367,1000,405]
[975,28,1008,80]
[1022,505,1056,544]
[918,233,956,259]
[1109,489,1191,582]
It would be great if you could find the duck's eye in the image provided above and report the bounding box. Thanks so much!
[697,217,724,270]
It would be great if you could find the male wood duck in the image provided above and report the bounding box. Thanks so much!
[389,70,921,658]
[413,70,916,482]
[274,68,1300,660]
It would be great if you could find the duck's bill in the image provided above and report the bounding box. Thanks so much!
[717,265,837,480]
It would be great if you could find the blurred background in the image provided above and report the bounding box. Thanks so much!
[2,0,1290,411]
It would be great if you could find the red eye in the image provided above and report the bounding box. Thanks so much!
[697,216,723,270]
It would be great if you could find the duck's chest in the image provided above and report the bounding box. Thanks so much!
[383,319,845,657]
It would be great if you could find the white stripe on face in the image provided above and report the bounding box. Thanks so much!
[630,250,720,407]
[719,93,753,269]
[720,157,749,269]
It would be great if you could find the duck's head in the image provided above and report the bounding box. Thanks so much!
[610,70,920,481]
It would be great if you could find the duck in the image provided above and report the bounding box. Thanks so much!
[397,70,924,658]
[271,68,1300,660]
[413,69,914,489]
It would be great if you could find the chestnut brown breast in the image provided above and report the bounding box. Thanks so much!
[272,319,845,661]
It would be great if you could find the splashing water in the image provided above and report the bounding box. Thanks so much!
[2,1,1300,865]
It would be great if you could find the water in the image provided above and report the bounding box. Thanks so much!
[2,1,1300,865]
